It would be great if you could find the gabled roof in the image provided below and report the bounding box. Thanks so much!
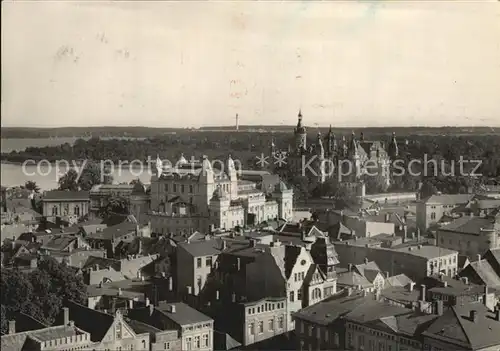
[464,259,500,288]
[54,300,115,342]
[385,274,413,288]
[214,331,242,350]
[178,238,225,257]
[423,303,500,349]
[42,235,81,251]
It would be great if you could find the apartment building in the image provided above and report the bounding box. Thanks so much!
[128,301,214,351]
[334,239,458,281]
[436,214,500,259]
[42,190,91,223]
[416,194,475,233]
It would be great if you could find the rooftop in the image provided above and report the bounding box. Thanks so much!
[422,194,475,206]
[393,244,457,259]
[439,216,497,236]
[43,190,90,201]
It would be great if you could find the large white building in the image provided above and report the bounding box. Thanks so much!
[147,155,293,235]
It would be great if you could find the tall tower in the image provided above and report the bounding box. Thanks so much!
[294,109,307,151]
[235,114,239,131]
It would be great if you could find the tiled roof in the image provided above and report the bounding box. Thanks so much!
[42,236,78,251]
[423,303,500,349]
[385,274,413,288]
[177,238,225,257]
[393,244,457,259]
[468,260,500,288]
[292,292,368,325]
[82,256,121,271]
[439,216,496,235]
[87,222,137,240]
[55,300,115,342]
[381,286,421,303]
[336,270,373,289]
[128,302,212,329]
[43,190,90,201]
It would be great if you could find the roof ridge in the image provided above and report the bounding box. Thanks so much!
[450,306,473,347]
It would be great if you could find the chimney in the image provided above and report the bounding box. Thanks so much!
[63,307,69,326]
[364,257,369,264]
[250,239,256,248]
[462,277,469,285]
[435,300,444,316]
[237,257,241,271]
[385,213,390,223]
[496,309,500,322]
[346,287,353,296]
[8,320,15,334]
[375,289,381,301]
[168,277,173,291]
[443,281,448,288]
[221,240,227,250]
[470,310,478,322]
[420,285,426,301]
[477,254,481,262]
[128,300,134,309]
[187,286,192,295]
[149,303,154,316]
[170,305,176,313]
[231,292,236,303]
[145,298,150,307]
[348,264,353,272]
[118,288,122,296]
[215,290,220,300]
[385,271,390,279]
[409,282,416,292]
[363,289,368,297]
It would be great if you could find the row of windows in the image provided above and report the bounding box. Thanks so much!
[185,334,209,349]
[196,256,213,268]
[247,302,285,315]
[164,183,196,194]
[248,317,284,335]
[51,205,81,216]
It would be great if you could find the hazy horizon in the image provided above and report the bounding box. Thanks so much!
[2,1,500,128]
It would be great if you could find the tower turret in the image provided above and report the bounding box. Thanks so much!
[294,109,307,151]
[388,132,399,159]
[324,125,337,157]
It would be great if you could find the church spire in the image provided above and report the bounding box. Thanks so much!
[388,132,399,159]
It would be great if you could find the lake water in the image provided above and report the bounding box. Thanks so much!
[1,162,152,190]
[1,138,151,189]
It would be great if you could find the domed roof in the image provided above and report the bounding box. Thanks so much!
[274,181,289,192]
[211,186,228,201]
[177,153,188,165]
[131,180,145,195]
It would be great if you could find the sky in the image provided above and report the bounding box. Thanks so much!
[2,1,500,128]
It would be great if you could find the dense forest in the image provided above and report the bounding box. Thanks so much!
[2,130,499,202]
[2,125,499,139]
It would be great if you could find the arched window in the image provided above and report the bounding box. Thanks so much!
[74,205,80,216]
[52,206,58,216]
[141,340,146,349]
[312,288,322,299]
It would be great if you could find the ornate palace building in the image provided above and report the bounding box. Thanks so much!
[281,110,399,187]
[147,155,293,235]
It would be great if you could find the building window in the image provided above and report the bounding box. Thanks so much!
[197,276,202,290]
[206,256,212,267]
[194,336,200,348]
[249,323,255,335]
[202,334,209,347]
[347,332,353,347]
[164,342,170,349]
[52,206,58,216]
[268,319,274,331]
[431,212,436,220]
[186,337,192,350]
[258,321,264,334]
[197,258,202,268]
[181,185,185,193]
[312,288,321,299]
[289,291,295,302]
[297,289,302,301]
[141,340,146,349]
[74,205,80,216]
[164,184,168,192]
[116,322,122,339]
[334,333,339,346]
[173,184,177,192]
[278,316,284,329]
